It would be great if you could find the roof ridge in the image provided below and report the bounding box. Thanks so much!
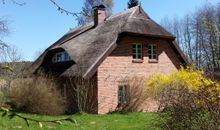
[57,7,139,46]
[68,22,93,34]
[54,6,139,47]
[107,6,138,20]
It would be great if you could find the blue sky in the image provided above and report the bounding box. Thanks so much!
[0,0,219,61]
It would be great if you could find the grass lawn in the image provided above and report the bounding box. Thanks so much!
[0,112,161,130]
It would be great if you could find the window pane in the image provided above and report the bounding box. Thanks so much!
[132,54,136,59]
[132,44,136,49]
[64,52,67,60]
[64,52,71,61]
[132,49,136,54]
[148,44,157,60]
[62,52,65,61]
[52,51,71,63]
[132,44,142,60]
[57,54,62,61]
[118,87,122,103]
[138,49,142,53]
[118,85,128,104]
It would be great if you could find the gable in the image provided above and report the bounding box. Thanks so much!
[130,6,150,19]
[87,34,189,78]
[97,36,183,79]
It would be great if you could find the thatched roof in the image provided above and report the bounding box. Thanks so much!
[31,6,189,78]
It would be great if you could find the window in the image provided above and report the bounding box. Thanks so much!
[148,44,157,61]
[62,84,67,98]
[118,85,128,104]
[52,51,71,63]
[132,44,142,60]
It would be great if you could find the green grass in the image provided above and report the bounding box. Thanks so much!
[0,112,162,130]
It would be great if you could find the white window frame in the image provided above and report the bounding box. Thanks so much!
[148,44,157,60]
[132,43,143,60]
[52,51,71,63]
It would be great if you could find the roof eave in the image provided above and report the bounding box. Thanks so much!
[120,31,176,40]
[172,41,191,66]
[83,41,118,79]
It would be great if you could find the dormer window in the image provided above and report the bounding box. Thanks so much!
[52,51,71,63]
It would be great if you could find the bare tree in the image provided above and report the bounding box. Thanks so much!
[0,18,9,48]
[0,16,24,81]
[0,18,23,75]
[182,14,193,61]
[160,3,220,76]
[160,17,184,53]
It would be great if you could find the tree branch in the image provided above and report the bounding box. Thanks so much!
[49,0,81,18]
[1,0,25,6]
[1,107,77,128]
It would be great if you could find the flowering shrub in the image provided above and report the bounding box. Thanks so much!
[148,66,220,97]
[147,66,220,129]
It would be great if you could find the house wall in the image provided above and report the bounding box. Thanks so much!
[97,36,182,114]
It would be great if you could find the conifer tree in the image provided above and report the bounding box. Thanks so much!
[127,0,139,8]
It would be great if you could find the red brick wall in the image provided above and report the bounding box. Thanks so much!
[97,36,182,114]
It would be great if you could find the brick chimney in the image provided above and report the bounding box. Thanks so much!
[94,5,106,26]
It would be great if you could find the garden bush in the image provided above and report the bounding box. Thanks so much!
[9,75,66,116]
[148,66,220,129]
[68,76,98,113]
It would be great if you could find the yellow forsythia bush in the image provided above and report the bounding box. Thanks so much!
[147,66,220,98]
[148,66,220,130]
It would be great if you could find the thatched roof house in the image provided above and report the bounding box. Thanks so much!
[32,5,189,78]
[31,5,189,114]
